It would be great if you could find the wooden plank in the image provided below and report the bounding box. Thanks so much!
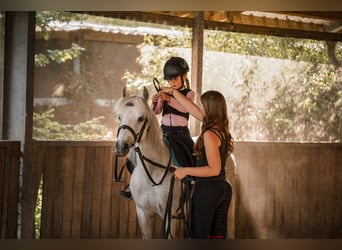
[0,141,20,238]
[264,144,279,239]
[0,148,5,237]
[61,147,75,238]
[253,144,268,238]
[89,147,105,238]
[315,146,335,237]
[80,147,95,238]
[99,147,113,238]
[277,147,301,238]
[118,188,130,238]
[333,145,342,237]
[233,142,252,238]
[71,147,86,238]
[8,142,20,238]
[53,147,64,238]
[90,148,103,238]
[110,156,127,238]
[226,154,237,239]
[40,146,57,238]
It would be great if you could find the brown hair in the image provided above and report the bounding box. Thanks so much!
[194,90,234,159]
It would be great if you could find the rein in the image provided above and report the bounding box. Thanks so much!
[135,146,173,186]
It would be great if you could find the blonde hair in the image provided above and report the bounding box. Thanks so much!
[194,90,234,159]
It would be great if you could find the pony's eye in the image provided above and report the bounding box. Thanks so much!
[118,115,121,121]
[138,116,145,122]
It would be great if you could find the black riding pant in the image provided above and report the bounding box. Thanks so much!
[161,125,194,166]
[190,179,232,239]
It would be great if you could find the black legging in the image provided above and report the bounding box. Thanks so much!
[190,179,232,239]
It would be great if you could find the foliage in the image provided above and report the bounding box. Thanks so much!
[35,43,85,67]
[35,11,85,67]
[122,31,192,94]
[36,11,82,40]
[123,27,342,142]
[259,64,342,141]
[204,30,338,64]
[33,109,108,140]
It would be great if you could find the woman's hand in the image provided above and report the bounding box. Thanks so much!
[158,92,172,102]
[160,87,174,95]
[174,167,187,180]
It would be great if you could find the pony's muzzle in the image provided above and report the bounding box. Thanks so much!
[114,140,131,156]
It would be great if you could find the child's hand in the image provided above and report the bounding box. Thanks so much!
[152,93,159,104]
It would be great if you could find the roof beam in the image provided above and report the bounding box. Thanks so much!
[77,11,342,41]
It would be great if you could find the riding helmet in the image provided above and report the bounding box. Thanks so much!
[163,57,189,80]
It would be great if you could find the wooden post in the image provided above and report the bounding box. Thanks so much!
[3,11,36,239]
[190,11,204,137]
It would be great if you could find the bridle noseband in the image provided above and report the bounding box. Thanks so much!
[116,118,148,145]
[116,118,173,186]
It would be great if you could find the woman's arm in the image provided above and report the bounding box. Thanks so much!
[160,87,204,121]
[173,130,222,179]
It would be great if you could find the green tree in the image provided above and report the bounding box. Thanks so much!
[260,63,342,141]
[35,11,85,67]
[123,28,342,142]
[33,109,108,140]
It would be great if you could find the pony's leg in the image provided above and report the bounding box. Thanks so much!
[136,207,154,239]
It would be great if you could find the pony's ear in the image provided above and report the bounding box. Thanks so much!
[143,86,149,101]
[122,85,127,97]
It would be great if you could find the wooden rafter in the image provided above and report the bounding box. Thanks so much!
[77,11,342,41]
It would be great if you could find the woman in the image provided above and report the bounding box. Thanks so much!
[160,88,234,239]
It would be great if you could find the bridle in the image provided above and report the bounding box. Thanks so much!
[117,118,148,145]
[116,118,174,186]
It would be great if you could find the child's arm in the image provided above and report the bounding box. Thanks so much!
[151,93,163,114]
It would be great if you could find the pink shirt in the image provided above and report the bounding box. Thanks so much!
[153,90,195,127]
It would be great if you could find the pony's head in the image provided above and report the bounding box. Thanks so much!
[114,86,161,156]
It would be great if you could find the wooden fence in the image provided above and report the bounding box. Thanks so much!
[0,141,20,239]
[1,140,342,238]
[34,140,146,239]
[34,140,236,239]
[233,141,342,238]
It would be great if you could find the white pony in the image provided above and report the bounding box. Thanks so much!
[114,87,183,239]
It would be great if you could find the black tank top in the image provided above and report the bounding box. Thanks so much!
[194,129,229,181]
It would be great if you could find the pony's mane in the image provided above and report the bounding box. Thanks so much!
[114,95,164,147]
